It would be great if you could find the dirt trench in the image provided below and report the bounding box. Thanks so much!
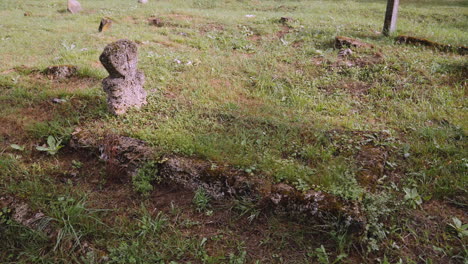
[69,128,366,234]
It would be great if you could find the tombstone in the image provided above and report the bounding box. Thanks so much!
[383,0,399,36]
[99,18,113,32]
[99,39,147,115]
[67,0,82,14]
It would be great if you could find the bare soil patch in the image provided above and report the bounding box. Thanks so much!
[199,23,224,33]
[355,145,388,190]
[276,25,290,39]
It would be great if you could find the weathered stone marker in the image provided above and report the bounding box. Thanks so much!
[67,0,82,14]
[383,0,399,36]
[99,39,147,115]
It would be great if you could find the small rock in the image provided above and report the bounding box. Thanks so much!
[148,17,164,27]
[67,0,82,14]
[24,12,32,16]
[43,65,77,79]
[345,61,355,67]
[52,98,67,104]
[99,39,147,115]
[335,36,374,49]
[279,17,294,25]
[138,0,148,3]
[99,18,113,32]
[338,48,353,57]
[245,14,255,18]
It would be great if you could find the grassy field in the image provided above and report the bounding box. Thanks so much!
[0,0,467,263]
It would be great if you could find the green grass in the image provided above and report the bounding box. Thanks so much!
[0,0,467,263]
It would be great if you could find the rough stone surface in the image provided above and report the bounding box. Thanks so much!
[43,65,77,79]
[99,39,147,115]
[70,127,99,149]
[159,156,252,200]
[67,0,82,14]
[335,36,374,49]
[99,18,112,32]
[99,134,153,168]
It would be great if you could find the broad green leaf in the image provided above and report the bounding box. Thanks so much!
[47,136,56,147]
[36,146,49,151]
[453,217,462,228]
[10,144,24,151]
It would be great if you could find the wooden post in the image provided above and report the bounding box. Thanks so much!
[383,0,399,36]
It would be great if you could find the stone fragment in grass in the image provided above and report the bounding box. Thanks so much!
[24,12,32,16]
[52,98,67,104]
[148,17,164,27]
[98,18,113,32]
[99,39,147,115]
[279,17,295,25]
[43,65,77,79]
[335,36,373,49]
[67,0,82,14]
[338,48,353,57]
[138,0,148,3]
